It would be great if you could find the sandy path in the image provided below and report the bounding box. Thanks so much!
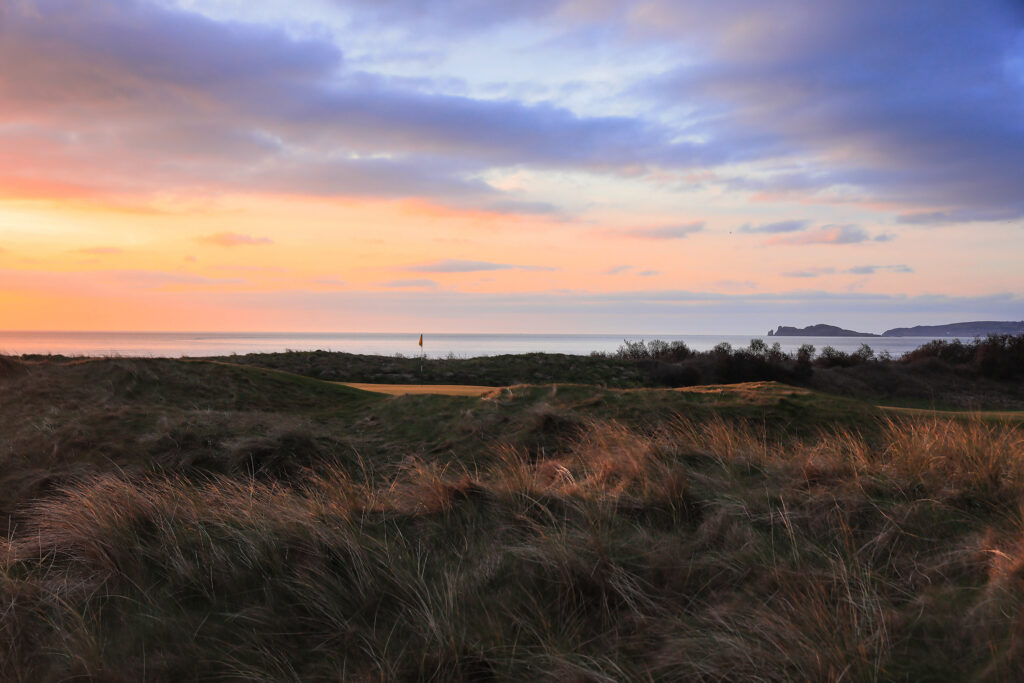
[338,382,499,396]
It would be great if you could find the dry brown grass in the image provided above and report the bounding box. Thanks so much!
[1,398,1024,679]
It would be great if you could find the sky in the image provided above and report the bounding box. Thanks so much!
[1,0,1022,333]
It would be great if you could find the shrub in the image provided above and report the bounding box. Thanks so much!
[615,339,651,361]
[853,344,875,363]
[795,344,815,379]
[615,339,693,363]
[901,334,1024,378]
[817,345,857,368]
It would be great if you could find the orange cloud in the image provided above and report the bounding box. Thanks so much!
[76,247,122,255]
[198,232,273,246]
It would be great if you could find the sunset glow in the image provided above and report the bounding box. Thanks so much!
[2,0,1022,332]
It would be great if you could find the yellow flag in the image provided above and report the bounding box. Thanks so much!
[418,334,423,347]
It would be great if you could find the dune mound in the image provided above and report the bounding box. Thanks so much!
[0,355,27,378]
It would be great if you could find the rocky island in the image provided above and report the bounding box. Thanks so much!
[767,324,878,337]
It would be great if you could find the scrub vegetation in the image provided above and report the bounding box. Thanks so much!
[1,348,1023,680]
[210,334,1024,409]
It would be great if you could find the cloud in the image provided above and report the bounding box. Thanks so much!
[379,278,438,288]
[601,264,665,277]
[639,0,1024,220]
[213,265,289,273]
[333,0,556,33]
[896,208,1023,225]
[769,224,876,245]
[75,247,122,255]
[612,221,705,240]
[844,264,914,275]
[198,232,273,246]
[783,268,835,278]
[739,219,810,234]
[2,0,1021,227]
[102,270,244,290]
[845,266,877,275]
[405,259,555,273]
[0,0,730,214]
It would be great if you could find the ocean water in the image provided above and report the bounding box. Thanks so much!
[0,331,964,359]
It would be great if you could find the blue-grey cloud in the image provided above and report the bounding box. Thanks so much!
[640,0,1024,220]
[379,279,439,288]
[845,264,914,275]
[896,208,1023,225]
[0,0,728,212]
[770,224,881,246]
[612,222,705,240]
[3,0,1022,227]
[405,259,556,273]
[264,75,721,171]
[331,0,556,32]
[783,268,835,278]
[739,219,810,234]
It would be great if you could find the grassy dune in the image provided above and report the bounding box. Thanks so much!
[2,355,1024,680]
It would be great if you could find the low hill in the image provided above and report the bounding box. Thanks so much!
[883,320,1024,337]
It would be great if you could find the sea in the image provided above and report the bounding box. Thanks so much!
[0,331,965,359]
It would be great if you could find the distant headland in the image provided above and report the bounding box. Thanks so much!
[767,324,877,337]
[880,321,1024,337]
[767,321,1024,338]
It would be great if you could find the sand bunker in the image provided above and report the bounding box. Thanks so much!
[338,382,498,397]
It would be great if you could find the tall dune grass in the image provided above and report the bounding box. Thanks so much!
[2,415,1023,680]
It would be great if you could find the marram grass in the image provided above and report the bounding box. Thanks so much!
[3,414,1024,681]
